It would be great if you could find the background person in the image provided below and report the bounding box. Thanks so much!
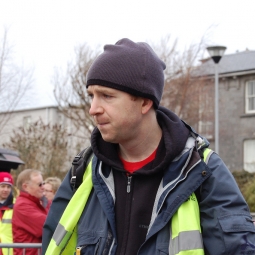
[0,172,14,255]
[43,177,61,201]
[42,38,255,255]
[12,169,51,255]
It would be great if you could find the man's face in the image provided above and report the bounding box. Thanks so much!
[23,173,44,199]
[0,184,12,201]
[87,85,145,145]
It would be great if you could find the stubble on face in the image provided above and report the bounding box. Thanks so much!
[89,86,143,144]
[99,96,142,144]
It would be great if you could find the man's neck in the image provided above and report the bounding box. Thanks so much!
[119,121,162,162]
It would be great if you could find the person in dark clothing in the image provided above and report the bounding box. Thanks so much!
[42,38,255,255]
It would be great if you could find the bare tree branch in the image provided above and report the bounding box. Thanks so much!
[53,43,101,139]
[0,28,34,135]
[3,118,71,179]
[150,34,211,130]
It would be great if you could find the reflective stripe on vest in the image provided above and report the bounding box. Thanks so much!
[0,209,14,255]
[45,160,93,255]
[46,148,213,255]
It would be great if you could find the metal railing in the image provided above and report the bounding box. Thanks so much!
[0,243,41,255]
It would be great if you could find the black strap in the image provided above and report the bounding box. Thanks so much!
[70,146,93,192]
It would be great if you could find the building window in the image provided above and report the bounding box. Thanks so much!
[23,116,31,131]
[246,80,255,113]
[243,139,255,172]
[58,113,64,128]
[198,83,214,139]
[198,121,213,139]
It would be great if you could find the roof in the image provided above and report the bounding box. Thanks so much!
[0,105,58,114]
[194,50,255,77]
[0,148,25,172]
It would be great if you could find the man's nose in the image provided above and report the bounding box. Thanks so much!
[89,97,103,116]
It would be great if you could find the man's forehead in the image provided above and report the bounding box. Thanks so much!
[30,173,42,180]
[87,85,118,93]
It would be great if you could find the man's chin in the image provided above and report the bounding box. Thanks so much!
[102,137,113,143]
[101,135,117,143]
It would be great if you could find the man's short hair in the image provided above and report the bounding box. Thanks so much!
[16,169,42,190]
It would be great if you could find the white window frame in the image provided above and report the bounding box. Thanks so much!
[245,80,255,114]
[58,113,65,128]
[198,121,213,139]
[23,116,31,132]
[198,83,214,139]
[243,139,255,173]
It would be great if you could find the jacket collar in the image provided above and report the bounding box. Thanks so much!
[90,106,190,175]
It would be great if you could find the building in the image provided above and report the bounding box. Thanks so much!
[0,106,66,145]
[0,105,90,171]
[197,50,255,172]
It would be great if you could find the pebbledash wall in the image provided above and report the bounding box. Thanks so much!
[197,50,255,172]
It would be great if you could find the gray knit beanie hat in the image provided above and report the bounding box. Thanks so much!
[86,38,166,108]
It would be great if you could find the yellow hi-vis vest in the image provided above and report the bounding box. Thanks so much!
[46,149,212,255]
[0,208,14,255]
[168,148,213,255]
[169,193,203,255]
[46,160,93,255]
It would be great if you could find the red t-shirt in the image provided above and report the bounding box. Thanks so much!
[120,148,157,173]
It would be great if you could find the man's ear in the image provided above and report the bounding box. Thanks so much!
[22,182,28,191]
[141,98,153,114]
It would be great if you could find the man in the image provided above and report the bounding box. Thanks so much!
[0,172,14,255]
[42,38,255,255]
[12,169,50,255]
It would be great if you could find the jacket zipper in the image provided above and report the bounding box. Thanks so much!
[76,241,100,255]
[127,175,132,193]
[147,148,201,233]
[76,246,86,255]
[118,173,133,254]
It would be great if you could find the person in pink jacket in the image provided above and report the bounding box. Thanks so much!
[12,169,51,255]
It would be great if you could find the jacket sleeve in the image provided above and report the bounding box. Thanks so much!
[200,152,255,255]
[41,168,73,254]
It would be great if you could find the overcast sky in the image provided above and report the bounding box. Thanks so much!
[0,0,254,108]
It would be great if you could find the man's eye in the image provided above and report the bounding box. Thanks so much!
[87,94,93,100]
[103,94,112,99]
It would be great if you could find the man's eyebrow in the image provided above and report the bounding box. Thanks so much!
[99,88,115,94]
[88,87,115,94]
